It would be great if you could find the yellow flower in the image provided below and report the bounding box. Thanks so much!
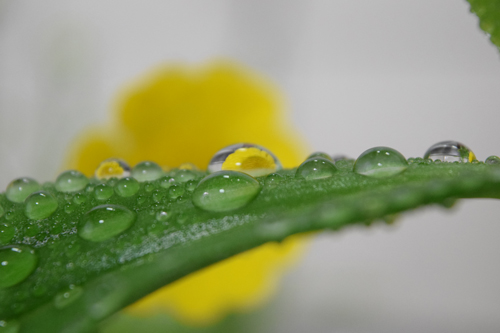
[65,60,309,325]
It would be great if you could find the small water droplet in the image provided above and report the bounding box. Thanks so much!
[64,203,75,214]
[265,173,285,186]
[424,141,475,163]
[155,210,170,222]
[136,195,146,205]
[307,152,332,161]
[94,184,114,200]
[143,181,156,192]
[78,205,136,242]
[296,158,337,180]
[208,143,281,177]
[25,222,39,237]
[159,176,175,189]
[173,169,197,183]
[0,223,15,245]
[24,191,58,220]
[485,155,500,165]
[0,319,20,333]
[55,170,89,193]
[73,193,87,205]
[168,185,184,199]
[354,147,408,178]
[131,161,163,182]
[95,158,131,180]
[0,245,38,288]
[152,189,164,203]
[114,177,140,197]
[192,171,261,212]
[185,180,198,192]
[5,178,40,203]
[54,284,83,309]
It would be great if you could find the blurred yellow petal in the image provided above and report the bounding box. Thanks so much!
[65,60,309,325]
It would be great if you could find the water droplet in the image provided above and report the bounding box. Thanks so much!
[54,284,83,309]
[296,158,337,180]
[94,184,113,200]
[168,185,185,199]
[0,245,38,288]
[95,158,131,180]
[131,161,163,182]
[265,173,285,186]
[136,195,146,205]
[25,223,39,237]
[185,180,198,192]
[424,141,475,163]
[114,177,140,197]
[73,193,87,205]
[0,223,15,245]
[0,319,20,333]
[354,147,408,178]
[485,155,500,165]
[78,205,136,242]
[64,203,75,214]
[307,152,332,161]
[55,170,89,193]
[159,176,175,189]
[24,191,58,220]
[192,171,261,212]
[173,170,198,183]
[208,143,281,177]
[5,178,40,203]
[143,182,156,192]
[155,210,170,222]
[152,189,164,203]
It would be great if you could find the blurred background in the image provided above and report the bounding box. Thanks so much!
[1,0,500,332]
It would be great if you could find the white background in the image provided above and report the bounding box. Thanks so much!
[1,1,500,332]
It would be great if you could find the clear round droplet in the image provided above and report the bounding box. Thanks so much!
[424,141,475,163]
[155,210,170,222]
[0,223,15,245]
[24,191,58,220]
[307,152,332,161]
[54,284,83,309]
[354,147,408,178]
[95,158,131,180]
[114,177,140,197]
[5,178,40,203]
[296,158,337,180]
[73,193,87,205]
[168,185,185,199]
[55,170,89,193]
[173,170,198,183]
[485,155,500,165]
[131,161,163,182]
[78,204,136,242]
[94,184,114,200]
[192,171,261,212]
[265,173,285,186]
[0,245,38,288]
[208,143,281,177]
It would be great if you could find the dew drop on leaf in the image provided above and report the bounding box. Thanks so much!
[131,161,163,182]
[53,284,83,309]
[0,245,38,289]
[296,158,337,180]
[424,141,475,163]
[354,147,408,178]
[168,185,184,199]
[208,143,281,177]
[485,155,500,165]
[265,173,285,186]
[307,152,332,161]
[95,158,131,180]
[78,204,136,242]
[5,178,40,203]
[55,170,89,193]
[94,184,114,201]
[192,171,261,212]
[24,191,58,220]
[114,177,140,198]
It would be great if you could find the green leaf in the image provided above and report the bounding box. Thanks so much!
[468,0,500,50]
[1,159,500,332]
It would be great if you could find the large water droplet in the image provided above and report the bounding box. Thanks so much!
[131,161,163,182]
[424,141,475,163]
[0,223,15,245]
[94,184,114,200]
[296,158,337,180]
[78,205,136,242]
[354,147,408,178]
[54,284,83,309]
[114,177,140,197]
[95,158,131,180]
[24,191,58,220]
[208,143,281,177]
[5,178,40,203]
[485,155,500,165]
[192,171,261,212]
[55,170,89,193]
[0,245,38,288]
